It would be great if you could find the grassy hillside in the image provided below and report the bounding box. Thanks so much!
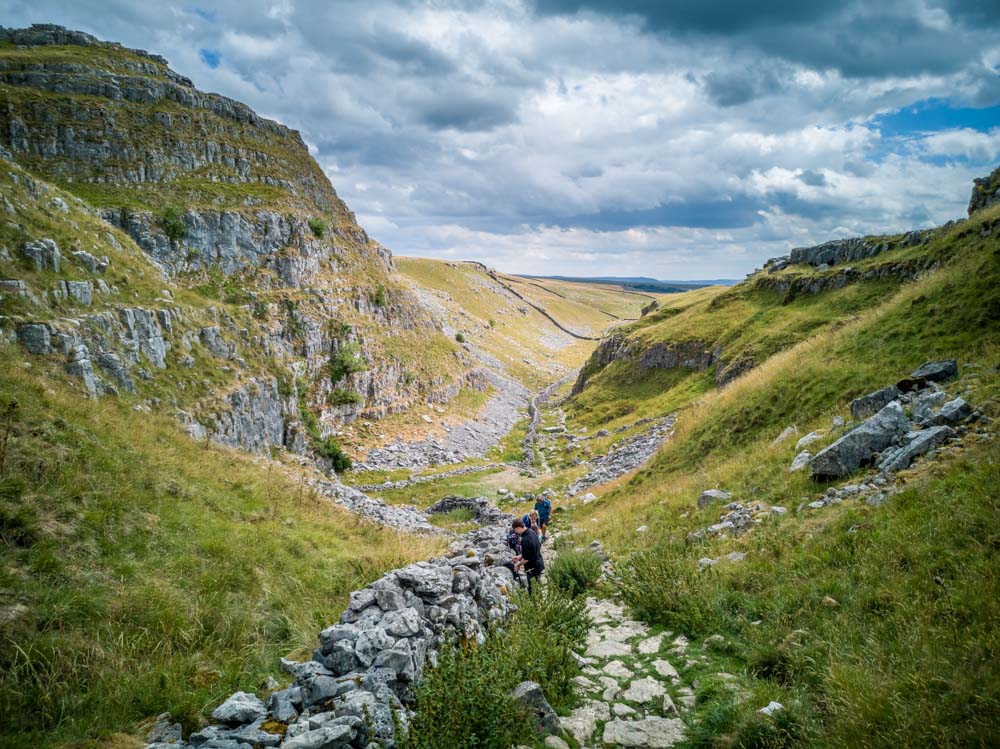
[569,207,998,432]
[0,347,442,749]
[396,257,663,390]
[554,200,1000,745]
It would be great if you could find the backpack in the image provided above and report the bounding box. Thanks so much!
[506,530,521,552]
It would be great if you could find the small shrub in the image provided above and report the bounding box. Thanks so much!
[619,544,717,633]
[400,587,589,748]
[328,388,361,406]
[316,437,352,473]
[308,218,327,238]
[455,332,466,343]
[276,375,293,399]
[372,284,387,306]
[329,343,366,384]
[548,549,602,597]
[327,321,353,339]
[159,205,188,242]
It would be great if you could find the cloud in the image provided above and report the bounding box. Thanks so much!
[2,0,999,278]
[918,128,1000,162]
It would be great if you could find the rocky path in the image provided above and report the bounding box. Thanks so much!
[567,415,676,497]
[555,597,690,748]
[524,370,576,471]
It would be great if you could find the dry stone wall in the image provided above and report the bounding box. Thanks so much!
[144,515,520,749]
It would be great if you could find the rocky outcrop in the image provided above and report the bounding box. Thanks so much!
[810,401,910,479]
[790,237,886,267]
[572,334,717,394]
[850,385,900,420]
[876,425,955,473]
[0,26,338,210]
[808,361,978,480]
[968,165,1000,216]
[752,255,938,302]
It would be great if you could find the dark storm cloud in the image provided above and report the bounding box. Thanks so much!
[702,67,786,107]
[533,0,845,34]
[557,197,765,231]
[535,0,995,79]
[417,95,520,131]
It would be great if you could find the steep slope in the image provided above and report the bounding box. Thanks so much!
[396,258,663,389]
[548,172,1000,746]
[568,196,988,428]
[0,24,467,464]
[0,341,443,749]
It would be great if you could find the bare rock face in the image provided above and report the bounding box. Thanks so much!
[573,334,719,394]
[968,165,1000,216]
[789,236,894,267]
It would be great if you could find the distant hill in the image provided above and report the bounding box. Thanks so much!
[522,275,740,293]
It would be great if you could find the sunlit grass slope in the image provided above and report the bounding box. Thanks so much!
[569,205,1000,432]
[396,257,654,389]
[0,349,442,749]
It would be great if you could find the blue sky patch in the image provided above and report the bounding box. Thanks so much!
[199,48,221,69]
[193,8,217,23]
[873,97,1000,137]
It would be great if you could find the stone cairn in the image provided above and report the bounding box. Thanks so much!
[145,513,519,749]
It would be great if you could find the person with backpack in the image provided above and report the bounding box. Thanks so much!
[534,494,552,542]
[513,516,544,594]
[503,518,545,593]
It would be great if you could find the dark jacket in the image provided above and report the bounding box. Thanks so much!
[520,528,543,573]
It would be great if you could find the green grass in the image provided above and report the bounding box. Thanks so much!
[568,209,999,431]
[619,439,1000,747]
[400,587,590,749]
[555,203,1000,747]
[427,507,478,532]
[0,349,442,749]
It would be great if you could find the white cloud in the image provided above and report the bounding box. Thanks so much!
[918,128,1000,162]
[3,0,998,277]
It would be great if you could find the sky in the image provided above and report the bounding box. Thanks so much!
[4,0,1000,279]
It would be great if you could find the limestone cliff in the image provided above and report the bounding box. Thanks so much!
[0,25,468,462]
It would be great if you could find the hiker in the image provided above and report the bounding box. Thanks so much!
[526,509,541,534]
[517,516,544,593]
[503,517,544,593]
[505,524,522,555]
[522,510,535,533]
[534,494,552,542]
